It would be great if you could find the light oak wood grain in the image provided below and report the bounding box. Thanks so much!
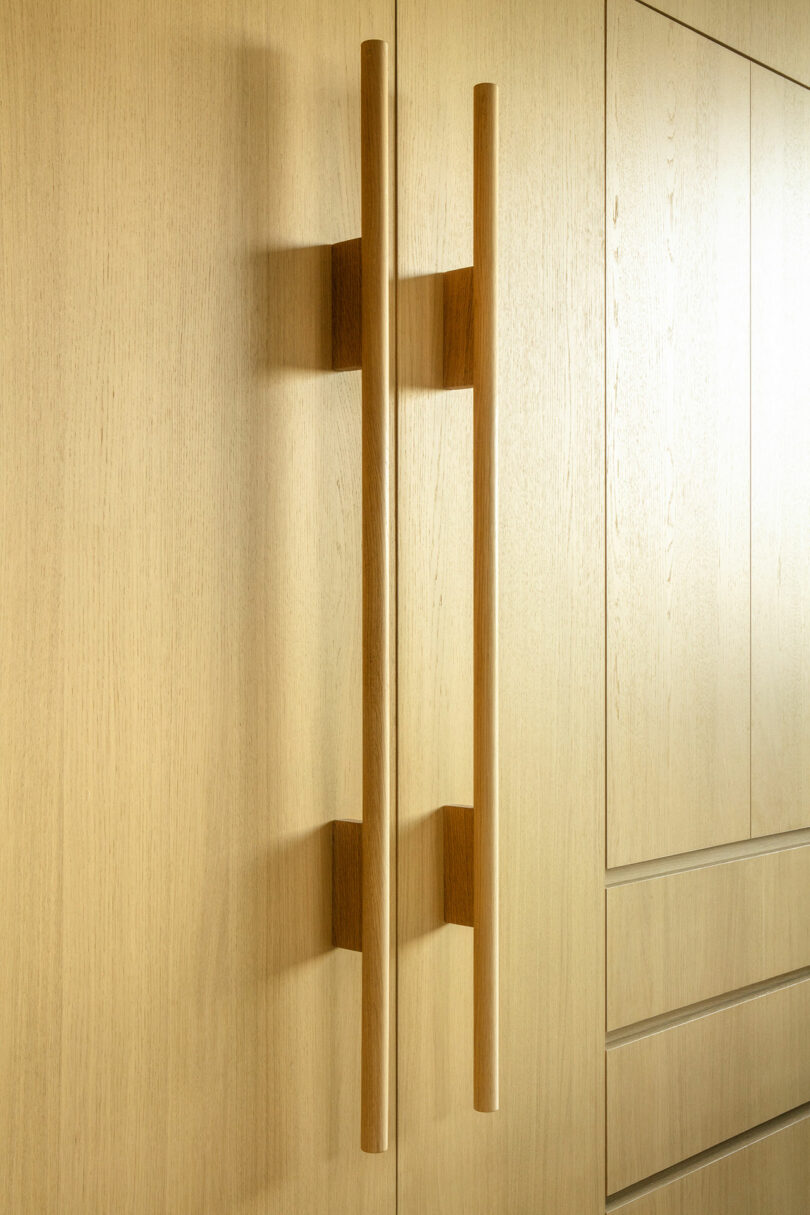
[643,0,810,88]
[751,67,810,838]
[397,0,605,1208]
[610,1108,810,1214]
[607,0,751,866]
[607,976,810,1192]
[0,7,63,1207]
[0,1,395,1211]
[607,845,810,1028]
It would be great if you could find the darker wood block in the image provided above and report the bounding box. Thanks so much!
[443,804,474,927]
[331,237,362,371]
[443,265,474,389]
[332,818,362,950]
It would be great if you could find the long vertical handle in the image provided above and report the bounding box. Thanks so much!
[360,37,390,1155]
[473,81,498,1114]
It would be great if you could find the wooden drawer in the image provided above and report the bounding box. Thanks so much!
[607,844,810,1029]
[607,977,810,1193]
[610,1108,810,1214]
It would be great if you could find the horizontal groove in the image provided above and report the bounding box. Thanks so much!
[606,967,810,1048]
[606,1101,810,1209]
[633,0,810,93]
[606,826,810,888]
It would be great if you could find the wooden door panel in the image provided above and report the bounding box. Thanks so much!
[607,0,751,866]
[397,0,605,1211]
[0,10,64,1209]
[0,2,395,1212]
[751,67,810,838]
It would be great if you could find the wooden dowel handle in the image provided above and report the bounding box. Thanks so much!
[360,37,390,1154]
[473,81,498,1114]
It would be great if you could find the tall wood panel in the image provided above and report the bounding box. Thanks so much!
[751,67,810,838]
[0,7,63,1207]
[607,0,751,866]
[397,0,605,1210]
[0,2,395,1212]
[641,0,810,89]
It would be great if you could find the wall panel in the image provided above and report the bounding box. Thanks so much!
[607,0,750,866]
[751,66,810,838]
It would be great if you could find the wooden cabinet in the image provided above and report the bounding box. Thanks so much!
[4,0,810,1211]
[1,0,606,1211]
[751,67,810,837]
[607,0,750,867]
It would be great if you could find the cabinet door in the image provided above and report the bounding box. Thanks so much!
[396,0,605,1211]
[0,2,395,1212]
[751,67,810,837]
[607,0,751,867]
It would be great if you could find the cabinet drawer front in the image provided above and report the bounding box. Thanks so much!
[608,845,810,1029]
[607,978,810,1193]
[611,1110,810,1214]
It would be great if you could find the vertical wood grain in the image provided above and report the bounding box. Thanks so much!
[0,6,63,1208]
[607,0,751,866]
[751,67,810,838]
[640,0,810,89]
[397,0,605,1208]
[0,1,395,1211]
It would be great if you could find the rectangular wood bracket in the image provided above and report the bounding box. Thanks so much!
[443,804,474,927]
[332,818,362,950]
[331,237,362,371]
[442,265,474,389]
